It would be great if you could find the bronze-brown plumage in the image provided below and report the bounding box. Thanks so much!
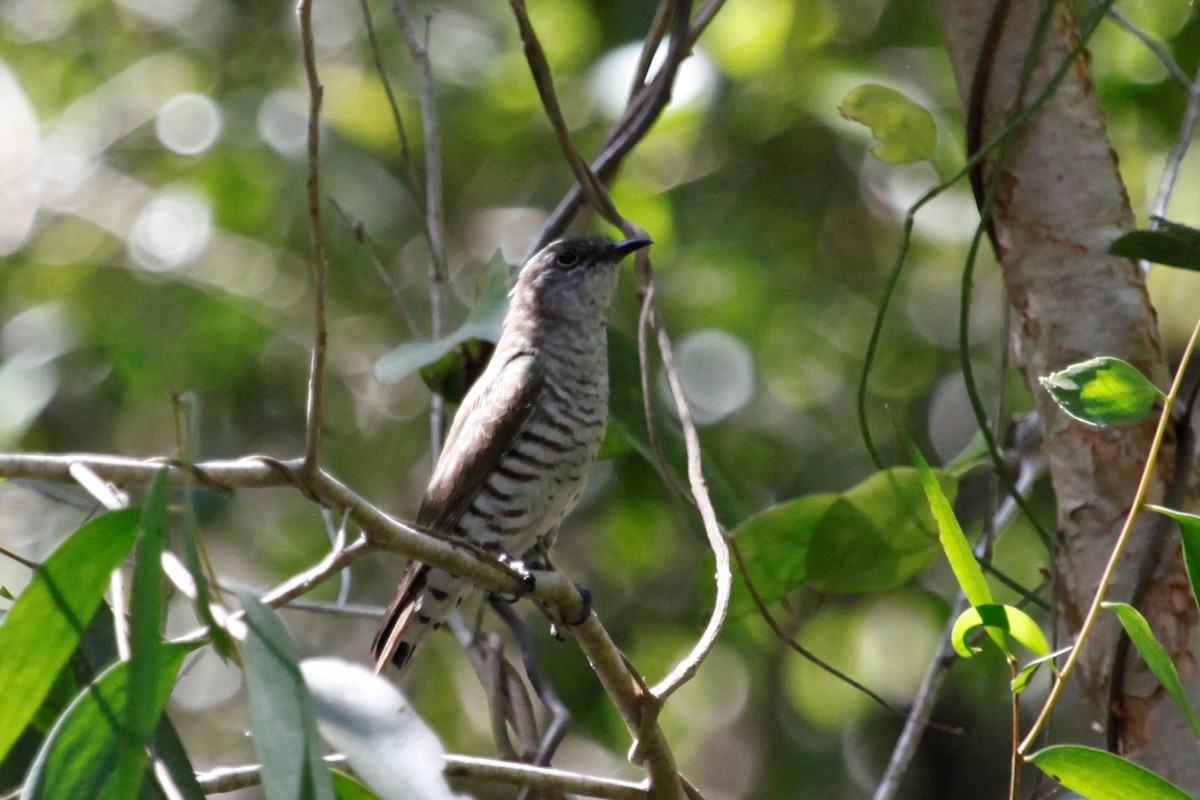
[372,235,651,673]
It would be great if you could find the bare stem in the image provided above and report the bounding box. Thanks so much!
[298,0,330,472]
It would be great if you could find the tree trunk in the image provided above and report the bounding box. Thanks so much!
[931,0,1197,786]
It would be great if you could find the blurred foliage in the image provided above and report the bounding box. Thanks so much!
[1,0,1199,798]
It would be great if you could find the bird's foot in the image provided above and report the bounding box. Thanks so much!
[494,555,536,603]
[549,584,592,639]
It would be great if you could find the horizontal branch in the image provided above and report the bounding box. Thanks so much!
[196,753,647,799]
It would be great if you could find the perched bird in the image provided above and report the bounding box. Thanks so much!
[372,234,652,673]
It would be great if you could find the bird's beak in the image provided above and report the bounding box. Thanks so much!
[610,237,653,260]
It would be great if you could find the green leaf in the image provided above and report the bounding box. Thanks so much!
[1110,223,1200,271]
[375,251,510,385]
[0,508,141,763]
[1027,745,1192,800]
[951,604,1048,660]
[238,592,336,800]
[1103,601,1200,741]
[1010,647,1069,694]
[127,471,169,746]
[727,493,837,616]
[22,642,192,800]
[331,771,384,800]
[1146,505,1200,610]
[725,466,953,615]
[838,83,937,164]
[1039,357,1163,427]
[903,435,992,607]
[805,467,950,593]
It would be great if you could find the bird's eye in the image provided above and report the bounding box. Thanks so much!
[555,250,580,269]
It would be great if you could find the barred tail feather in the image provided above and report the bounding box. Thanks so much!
[371,562,470,674]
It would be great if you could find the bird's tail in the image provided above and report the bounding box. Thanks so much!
[371,561,470,673]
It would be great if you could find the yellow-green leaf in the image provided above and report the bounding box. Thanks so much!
[838,83,936,164]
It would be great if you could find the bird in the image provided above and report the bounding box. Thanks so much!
[372,234,652,673]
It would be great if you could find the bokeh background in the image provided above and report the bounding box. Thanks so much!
[2,0,1199,797]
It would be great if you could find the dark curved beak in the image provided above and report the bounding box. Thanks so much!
[610,237,653,260]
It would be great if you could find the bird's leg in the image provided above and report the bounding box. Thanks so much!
[488,596,574,771]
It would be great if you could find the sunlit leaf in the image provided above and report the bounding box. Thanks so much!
[1011,647,1069,694]
[950,604,1047,660]
[0,508,140,764]
[332,771,385,800]
[375,252,510,385]
[838,83,937,164]
[806,467,950,593]
[1039,357,1163,427]
[727,493,836,616]
[1103,601,1200,740]
[1110,222,1200,271]
[1027,745,1192,799]
[22,643,192,800]
[1146,505,1200,610]
[302,658,462,800]
[239,592,336,800]
[903,435,991,607]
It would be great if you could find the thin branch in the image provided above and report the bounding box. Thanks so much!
[391,0,449,459]
[197,752,647,799]
[298,0,330,472]
[328,198,421,337]
[1150,68,1200,222]
[531,0,695,255]
[1106,8,1191,89]
[357,0,423,199]
[644,292,730,702]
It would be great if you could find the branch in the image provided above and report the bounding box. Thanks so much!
[391,0,449,459]
[196,753,648,799]
[297,0,330,472]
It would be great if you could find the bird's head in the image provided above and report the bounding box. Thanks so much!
[511,235,651,323]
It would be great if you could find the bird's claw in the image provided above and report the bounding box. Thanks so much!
[549,584,592,639]
[494,557,536,603]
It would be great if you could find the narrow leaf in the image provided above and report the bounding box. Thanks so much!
[1146,505,1200,610]
[22,642,192,800]
[902,435,992,607]
[1103,601,1200,741]
[1039,357,1163,427]
[1028,745,1192,799]
[0,508,141,762]
[838,83,937,164]
[127,471,170,744]
[238,592,336,800]
[1110,224,1200,271]
[301,658,463,800]
[951,604,1047,659]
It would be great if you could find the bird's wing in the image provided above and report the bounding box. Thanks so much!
[371,351,543,672]
[417,350,544,534]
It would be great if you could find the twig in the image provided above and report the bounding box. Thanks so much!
[357,0,422,199]
[1149,66,1200,222]
[391,0,449,459]
[197,751,647,799]
[1106,8,1191,89]
[645,298,730,702]
[297,0,330,473]
[531,0,694,255]
[328,197,421,337]
[1019,310,1200,753]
